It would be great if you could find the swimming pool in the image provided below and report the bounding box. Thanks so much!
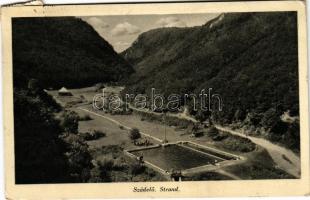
[129,143,235,171]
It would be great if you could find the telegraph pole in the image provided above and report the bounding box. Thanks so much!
[163,110,167,143]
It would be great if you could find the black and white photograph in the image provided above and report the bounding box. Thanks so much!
[2,0,309,198]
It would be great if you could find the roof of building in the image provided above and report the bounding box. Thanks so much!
[58,87,70,93]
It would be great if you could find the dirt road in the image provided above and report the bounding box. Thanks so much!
[215,125,300,178]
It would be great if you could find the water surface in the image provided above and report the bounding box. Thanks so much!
[132,145,223,170]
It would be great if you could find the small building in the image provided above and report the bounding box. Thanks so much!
[58,87,72,96]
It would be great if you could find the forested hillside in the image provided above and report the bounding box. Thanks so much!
[13,17,134,89]
[12,17,132,183]
[122,12,299,150]
[14,87,94,183]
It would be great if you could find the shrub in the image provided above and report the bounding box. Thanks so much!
[88,167,103,182]
[98,158,114,170]
[93,130,106,137]
[222,136,256,152]
[192,131,204,137]
[89,165,112,182]
[195,110,211,123]
[189,172,232,181]
[270,120,288,135]
[81,130,106,141]
[79,114,93,121]
[61,111,79,134]
[113,158,127,170]
[206,126,219,137]
[64,133,85,144]
[80,168,91,182]
[130,163,145,175]
[212,132,229,141]
[129,128,141,140]
[67,141,92,176]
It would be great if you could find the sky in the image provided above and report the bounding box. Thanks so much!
[81,13,220,52]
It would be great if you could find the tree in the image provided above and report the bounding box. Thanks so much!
[270,119,288,135]
[62,111,79,134]
[195,110,212,125]
[260,108,279,129]
[129,128,141,140]
[233,109,246,122]
[14,89,70,183]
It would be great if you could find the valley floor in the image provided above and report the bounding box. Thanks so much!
[47,86,299,180]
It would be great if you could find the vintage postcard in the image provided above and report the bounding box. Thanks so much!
[1,0,309,199]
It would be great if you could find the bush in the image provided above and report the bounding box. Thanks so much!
[89,165,112,182]
[79,114,93,121]
[129,128,141,140]
[133,110,192,128]
[81,130,106,141]
[270,120,288,135]
[188,172,232,181]
[113,158,127,170]
[94,130,106,137]
[206,126,219,137]
[212,132,229,141]
[98,158,114,170]
[222,136,256,152]
[61,111,79,134]
[192,131,204,137]
[88,167,104,182]
[130,163,145,175]
[64,133,85,144]
[67,141,92,176]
